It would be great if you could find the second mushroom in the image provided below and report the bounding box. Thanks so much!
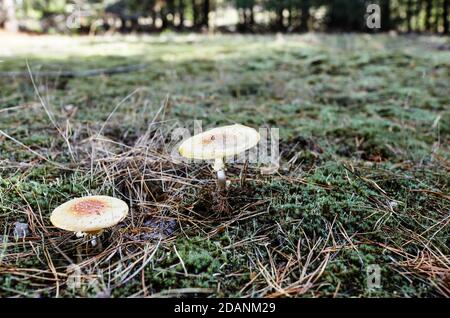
[178,124,260,190]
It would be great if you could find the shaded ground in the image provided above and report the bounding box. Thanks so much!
[0,33,449,297]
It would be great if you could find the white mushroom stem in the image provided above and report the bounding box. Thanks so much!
[217,170,226,190]
[88,231,104,248]
[213,158,226,190]
[75,231,102,248]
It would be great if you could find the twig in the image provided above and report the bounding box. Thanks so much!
[1,64,148,78]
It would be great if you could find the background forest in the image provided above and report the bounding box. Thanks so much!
[0,0,449,34]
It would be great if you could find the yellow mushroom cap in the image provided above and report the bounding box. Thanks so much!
[178,124,260,160]
[50,195,128,233]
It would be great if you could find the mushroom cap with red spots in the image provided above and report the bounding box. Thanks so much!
[50,196,128,233]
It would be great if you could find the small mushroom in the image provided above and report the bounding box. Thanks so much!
[179,124,260,190]
[50,195,128,246]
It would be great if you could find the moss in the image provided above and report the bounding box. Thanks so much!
[0,34,449,297]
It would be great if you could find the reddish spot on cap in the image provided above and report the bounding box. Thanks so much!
[72,199,106,216]
[202,134,217,145]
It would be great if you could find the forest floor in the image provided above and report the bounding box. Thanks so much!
[0,33,449,298]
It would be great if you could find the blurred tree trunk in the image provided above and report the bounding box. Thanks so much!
[167,0,175,27]
[444,0,449,33]
[288,1,293,27]
[178,0,185,30]
[160,3,169,29]
[237,7,244,27]
[406,0,413,32]
[151,6,157,28]
[299,0,310,32]
[249,6,254,27]
[201,0,209,28]
[240,2,255,31]
[433,1,439,33]
[2,0,19,32]
[192,0,199,28]
[276,6,284,31]
[425,0,432,31]
[381,0,391,31]
[415,0,422,31]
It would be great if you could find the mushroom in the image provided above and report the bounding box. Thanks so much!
[178,124,260,190]
[50,195,128,246]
